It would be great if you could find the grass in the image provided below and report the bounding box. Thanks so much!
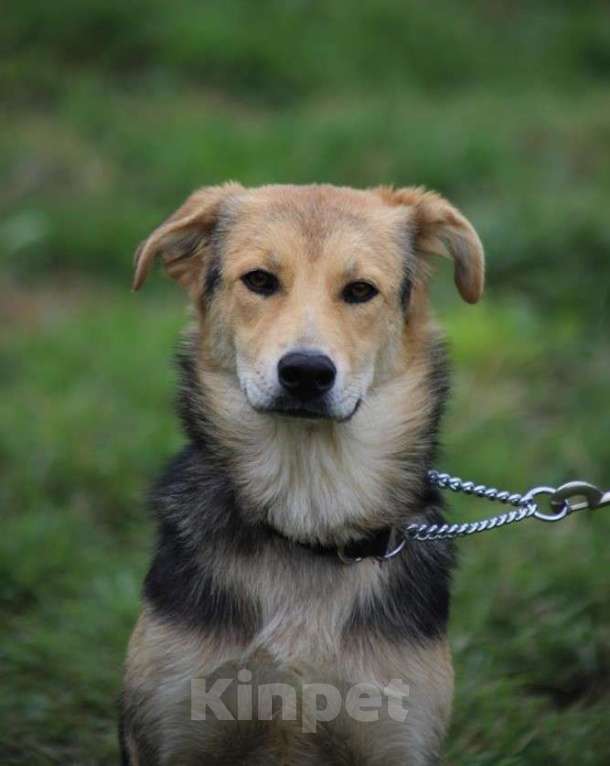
[1,2,610,763]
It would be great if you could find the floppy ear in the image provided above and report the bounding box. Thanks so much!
[377,186,485,303]
[132,182,243,294]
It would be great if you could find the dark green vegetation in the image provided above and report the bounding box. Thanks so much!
[1,2,609,763]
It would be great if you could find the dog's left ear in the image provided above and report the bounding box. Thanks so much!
[376,186,485,304]
[132,182,243,295]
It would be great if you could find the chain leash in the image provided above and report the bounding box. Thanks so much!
[338,470,610,561]
[404,470,610,543]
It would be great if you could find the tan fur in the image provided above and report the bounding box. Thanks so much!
[124,183,483,764]
[125,608,452,766]
[135,185,483,301]
[132,182,244,293]
[374,185,484,303]
[134,183,482,432]
[124,524,452,763]
[142,184,482,544]
[197,328,441,544]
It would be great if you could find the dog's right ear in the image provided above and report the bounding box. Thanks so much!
[132,182,243,295]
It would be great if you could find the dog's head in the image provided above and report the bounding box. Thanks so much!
[134,184,483,423]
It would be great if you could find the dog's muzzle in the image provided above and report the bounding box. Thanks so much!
[270,351,336,418]
[278,352,336,400]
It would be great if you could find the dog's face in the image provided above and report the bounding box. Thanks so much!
[215,188,420,422]
[133,184,483,422]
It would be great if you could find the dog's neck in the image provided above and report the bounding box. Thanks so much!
[177,336,447,546]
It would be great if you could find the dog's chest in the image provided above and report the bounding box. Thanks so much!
[231,554,385,665]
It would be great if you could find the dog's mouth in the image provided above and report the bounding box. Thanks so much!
[252,397,361,423]
[271,406,327,420]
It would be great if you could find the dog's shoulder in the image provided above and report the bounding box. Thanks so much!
[142,444,261,641]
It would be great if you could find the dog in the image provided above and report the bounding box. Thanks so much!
[120,183,484,765]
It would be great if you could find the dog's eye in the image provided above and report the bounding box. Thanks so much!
[342,281,379,304]
[241,270,280,296]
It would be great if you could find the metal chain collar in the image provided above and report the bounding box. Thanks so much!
[404,470,610,543]
[337,470,609,563]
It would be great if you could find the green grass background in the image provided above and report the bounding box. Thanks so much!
[1,2,609,763]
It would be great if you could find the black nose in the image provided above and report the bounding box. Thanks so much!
[277,352,336,402]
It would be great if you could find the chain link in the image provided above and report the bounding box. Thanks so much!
[334,469,609,560]
[405,470,610,543]
[405,470,543,541]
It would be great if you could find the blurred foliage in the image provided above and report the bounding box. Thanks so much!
[1,2,609,764]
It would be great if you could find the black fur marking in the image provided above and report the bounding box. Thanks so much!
[119,693,162,766]
[400,276,412,308]
[204,255,222,295]
[143,520,260,639]
[175,341,221,444]
[117,704,130,766]
[394,224,417,311]
[425,336,451,456]
[143,446,261,640]
[204,208,233,297]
